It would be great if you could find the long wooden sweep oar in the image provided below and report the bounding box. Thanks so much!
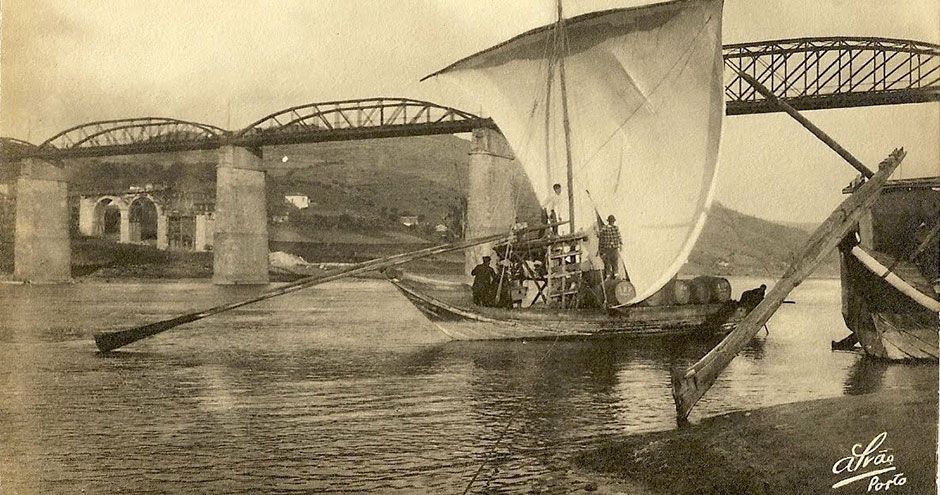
[94,224,555,352]
[670,148,905,423]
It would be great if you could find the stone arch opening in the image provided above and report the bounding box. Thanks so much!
[129,195,158,243]
[93,198,123,240]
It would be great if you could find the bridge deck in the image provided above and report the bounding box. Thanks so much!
[2,36,938,160]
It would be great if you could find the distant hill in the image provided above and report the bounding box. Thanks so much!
[262,136,542,241]
[62,135,541,245]
[684,202,840,278]
[778,220,822,234]
[1,136,839,278]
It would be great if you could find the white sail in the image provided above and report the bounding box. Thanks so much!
[425,0,725,303]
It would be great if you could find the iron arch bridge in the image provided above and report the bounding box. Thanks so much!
[724,37,939,114]
[235,98,494,147]
[5,36,938,160]
[36,118,228,158]
[0,137,39,165]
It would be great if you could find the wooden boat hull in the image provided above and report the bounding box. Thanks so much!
[838,177,940,361]
[389,275,747,341]
[840,249,939,360]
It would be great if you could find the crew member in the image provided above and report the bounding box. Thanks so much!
[598,215,623,279]
[541,183,564,235]
[471,256,497,306]
[739,284,767,310]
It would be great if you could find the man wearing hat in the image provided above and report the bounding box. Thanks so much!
[598,215,623,279]
[471,256,498,306]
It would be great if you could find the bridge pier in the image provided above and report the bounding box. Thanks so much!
[78,197,97,236]
[157,215,168,250]
[13,158,70,283]
[465,128,518,277]
[213,145,269,285]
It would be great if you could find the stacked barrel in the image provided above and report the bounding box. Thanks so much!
[603,276,731,306]
[599,276,733,306]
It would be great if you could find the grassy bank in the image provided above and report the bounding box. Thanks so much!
[71,237,214,279]
[0,237,462,281]
[576,389,938,494]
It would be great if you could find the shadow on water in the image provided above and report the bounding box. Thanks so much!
[843,355,938,396]
[440,335,739,491]
[843,356,889,395]
[94,350,165,360]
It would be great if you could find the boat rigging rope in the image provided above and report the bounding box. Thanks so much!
[569,14,716,179]
[460,331,565,495]
[462,121,568,493]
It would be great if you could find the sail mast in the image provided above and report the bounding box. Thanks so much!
[556,0,576,233]
[544,22,554,194]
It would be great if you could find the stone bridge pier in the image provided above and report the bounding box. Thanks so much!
[213,145,269,284]
[465,128,518,277]
[13,158,70,283]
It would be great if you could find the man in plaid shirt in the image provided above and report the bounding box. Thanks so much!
[599,215,623,279]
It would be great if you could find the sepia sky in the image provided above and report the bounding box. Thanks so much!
[2,0,938,223]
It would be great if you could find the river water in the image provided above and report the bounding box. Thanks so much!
[0,277,935,493]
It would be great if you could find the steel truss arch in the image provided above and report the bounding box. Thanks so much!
[8,36,939,160]
[724,36,940,114]
[38,118,228,158]
[234,97,496,147]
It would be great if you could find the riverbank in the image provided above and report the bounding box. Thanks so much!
[1,227,846,283]
[575,388,938,494]
[4,237,465,281]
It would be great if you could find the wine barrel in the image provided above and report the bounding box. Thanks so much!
[672,279,692,305]
[641,283,674,306]
[603,279,636,306]
[711,277,732,302]
[690,276,732,303]
[690,277,713,304]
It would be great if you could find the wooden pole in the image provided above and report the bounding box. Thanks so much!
[736,71,874,178]
[671,148,905,423]
[544,22,555,195]
[93,222,565,352]
[850,246,940,312]
[556,0,576,234]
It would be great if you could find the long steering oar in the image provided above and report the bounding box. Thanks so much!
[670,148,905,423]
[94,223,559,352]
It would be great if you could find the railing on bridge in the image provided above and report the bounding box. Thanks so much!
[4,37,938,160]
[725,37,939,114]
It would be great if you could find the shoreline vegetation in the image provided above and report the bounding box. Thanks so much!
[574,389,938,495]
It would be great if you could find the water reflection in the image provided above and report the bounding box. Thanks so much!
[0,278,935,494]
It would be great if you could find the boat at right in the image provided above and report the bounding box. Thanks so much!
[836,175,940,360]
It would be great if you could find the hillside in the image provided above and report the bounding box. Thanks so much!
[683,202,840,278]
[1,135,839,278]
[63,135,542,244]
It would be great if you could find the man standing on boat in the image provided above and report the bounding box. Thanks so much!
[471,256,498,306]
[541,183,564,235]
[599,215,623,279]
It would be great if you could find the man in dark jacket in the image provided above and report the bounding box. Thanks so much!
[471,256,497,306]
[739,284,767,310]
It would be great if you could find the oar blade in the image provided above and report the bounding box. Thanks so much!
[95,314,201,352]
